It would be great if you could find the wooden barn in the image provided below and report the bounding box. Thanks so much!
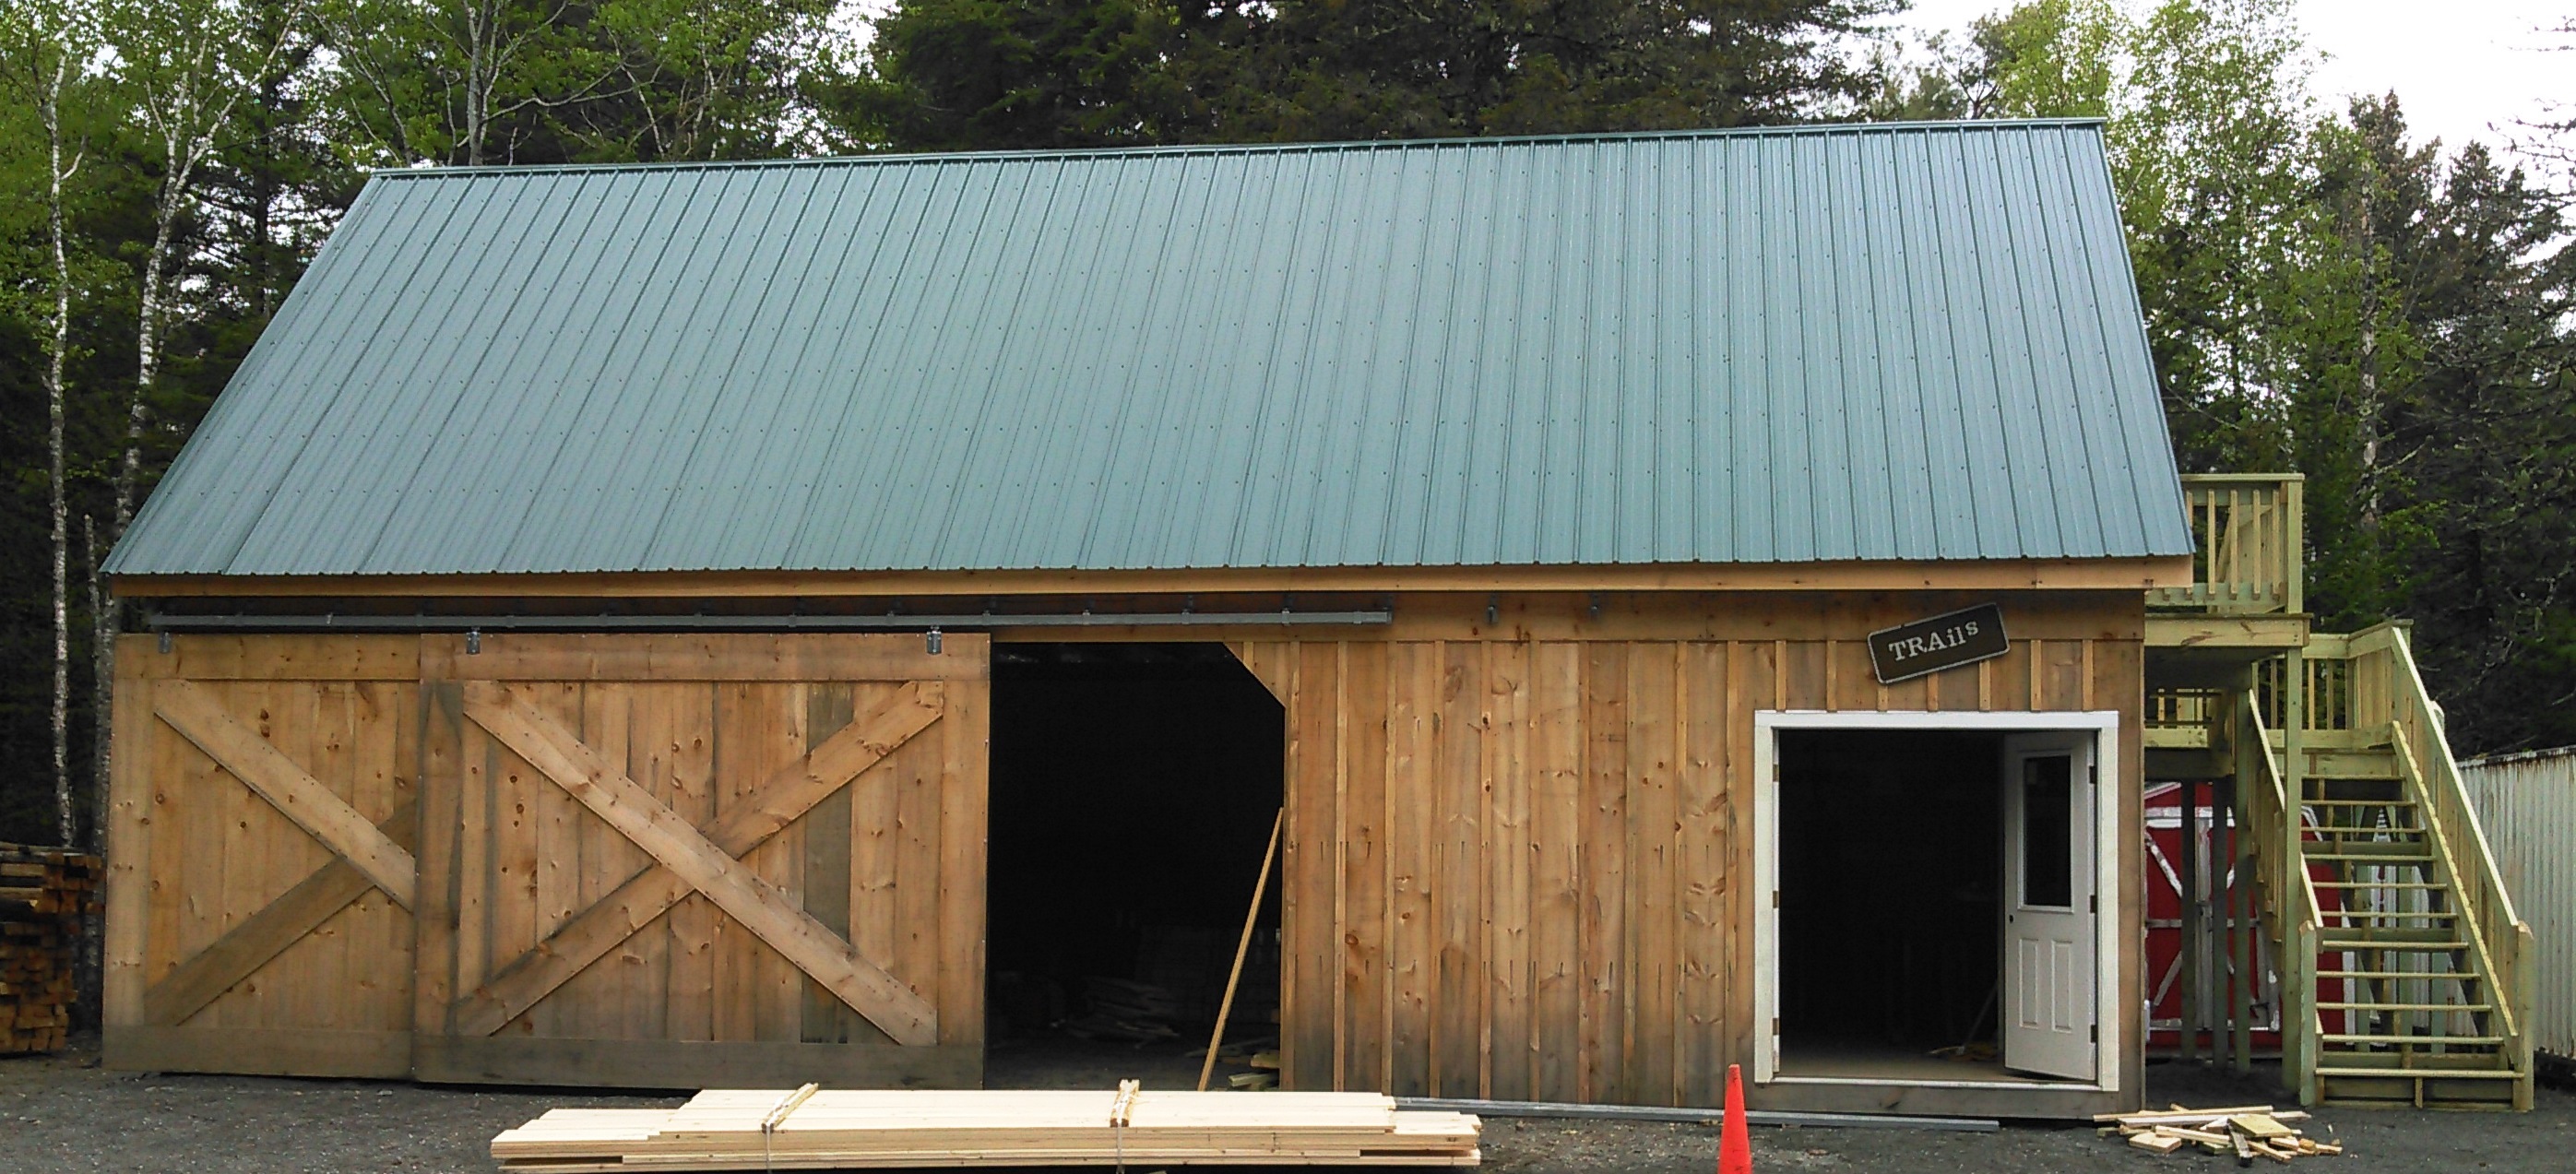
[103,121,2224,1121]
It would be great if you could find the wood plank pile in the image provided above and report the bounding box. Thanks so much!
[0,843,99,1054]
[492,1082,1482,1170]
[2097,1105,2344,1163]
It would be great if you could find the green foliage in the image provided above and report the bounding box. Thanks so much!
[822,0,1193,149]
[832,0,1903,151]
[315,0,836,167]
[1867,0,2114,120]
[1886,0,2576,753]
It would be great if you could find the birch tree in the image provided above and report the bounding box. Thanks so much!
[2,1,93,848]
[90,0,297,839]
[320,0,630,166]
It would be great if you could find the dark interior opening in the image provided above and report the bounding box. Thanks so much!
[985,642,1285,1085]
[1777,729,2003,1076]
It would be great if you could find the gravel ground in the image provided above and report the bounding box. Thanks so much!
[4,1038,2570,1172]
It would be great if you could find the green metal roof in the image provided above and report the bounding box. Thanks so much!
[109,122,2191,579]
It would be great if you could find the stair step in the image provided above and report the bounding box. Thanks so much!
[2313,880,2448,888]
[2321,911,2456,919]
[2319,1002,2492,1012]
[2320,970,2479,980]
[2318,936,2467,950]
[2309,799,2416,806]
[2324,1032,2506,1045]
[2306,852,2432,862]
[2316,1066,2523,1079]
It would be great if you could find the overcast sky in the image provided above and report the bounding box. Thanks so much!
[1890,0,2570,162]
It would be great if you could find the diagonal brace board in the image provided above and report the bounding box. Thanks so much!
[154,678,419,910]
[447,682,946,1037]
[144,804,419,1026]
[461,682,941,1047]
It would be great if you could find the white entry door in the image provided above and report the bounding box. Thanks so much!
[2002,733,2097,1080]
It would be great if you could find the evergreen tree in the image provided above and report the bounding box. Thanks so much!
[832,0,1902,151]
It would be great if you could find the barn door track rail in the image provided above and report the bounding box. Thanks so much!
[145,609,1395,633]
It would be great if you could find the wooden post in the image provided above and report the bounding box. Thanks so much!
[2231,779,2255,1076]
[2179,777,2200,1064]
[1198,808,1285,1093]
[2279,646,2307,1097]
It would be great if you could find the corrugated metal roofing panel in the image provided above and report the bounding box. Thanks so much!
[109,121,2194,578]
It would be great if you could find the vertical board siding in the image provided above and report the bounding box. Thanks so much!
[419,634,988,1087]
[104,635,422,1078]
[1264,595,2143,1107]
[107,632,987,1089]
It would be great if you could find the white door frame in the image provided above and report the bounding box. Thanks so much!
[1751,709,2123,1092]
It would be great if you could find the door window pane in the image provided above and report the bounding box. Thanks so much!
[2021,754,2072,907]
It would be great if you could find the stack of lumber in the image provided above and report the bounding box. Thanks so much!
[0,843,99,1054]
[2098,1105,2344,1163]
[492,1083,1481,1170]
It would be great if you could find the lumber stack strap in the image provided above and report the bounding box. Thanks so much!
[0,843,99,1055]
[492,1085,1482,1170]
[2096,1105,2344,1163]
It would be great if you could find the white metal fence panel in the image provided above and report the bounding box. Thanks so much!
[2461,747,2576,1061]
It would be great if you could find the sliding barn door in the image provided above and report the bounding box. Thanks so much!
[104,635,424,1077]
[410,634,989,1089]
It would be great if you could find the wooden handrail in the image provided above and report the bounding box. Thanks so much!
[2242,692,2323,1100]
[2245,697,2325,932]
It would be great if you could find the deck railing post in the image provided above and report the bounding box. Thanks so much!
[2285,477,2305,617]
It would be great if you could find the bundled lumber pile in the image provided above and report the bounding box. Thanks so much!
[2097,1105,2343,1163]
[0,844,99,1054]
[493,1083,1481,1170]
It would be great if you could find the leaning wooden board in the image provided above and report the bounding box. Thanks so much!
[493,1086,1481,1170]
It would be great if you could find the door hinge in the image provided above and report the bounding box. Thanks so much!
[2090,1025,2098,1043]
[1771,890,1779,909]
[2090,764,2099,786]
[1772,1017,1780,1038]
[2089,895,2097,914]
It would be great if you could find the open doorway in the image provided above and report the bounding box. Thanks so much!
[1775,729,2011,1082]
[1760,714,2113,1088]
[983,643,1285,1089]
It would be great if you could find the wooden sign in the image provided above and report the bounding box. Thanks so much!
[1867,603,2007,684]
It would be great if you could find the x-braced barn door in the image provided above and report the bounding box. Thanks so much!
[104,635,425,1077]
[410,634,989,1089]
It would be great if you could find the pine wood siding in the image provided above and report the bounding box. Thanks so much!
[105,635,424,1077]
[105,591,2140,1115]
[1236,590,2146,1109]
[107,633,990,1090]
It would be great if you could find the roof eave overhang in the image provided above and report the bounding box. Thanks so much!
[114,556,2197,599]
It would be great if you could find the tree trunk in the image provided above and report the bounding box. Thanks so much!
[2356,190,2381,533]
[40,51,74,849]
[466,2,488,165]
[88,515,110,852]
[82,515,107,1032]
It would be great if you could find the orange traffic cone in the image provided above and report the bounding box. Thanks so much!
[1719,1062,1751,1174]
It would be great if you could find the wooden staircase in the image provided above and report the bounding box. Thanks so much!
[2227,630,2534,1109]
[2148,475,2534,1111]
